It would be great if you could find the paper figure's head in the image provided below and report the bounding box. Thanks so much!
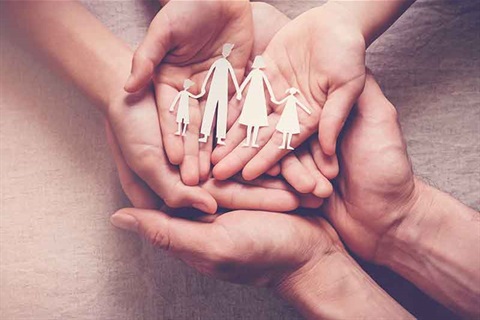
[222,43,235,58]
[252,56,266,69]
[286,87,300,95]
[183,79,195,90]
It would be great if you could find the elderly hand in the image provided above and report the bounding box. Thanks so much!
[319,73,417,261]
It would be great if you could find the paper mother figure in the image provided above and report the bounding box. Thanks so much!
[274,88,312,150]
[169,79,202,136]
[236,56,276,148]
[198,43,241,146]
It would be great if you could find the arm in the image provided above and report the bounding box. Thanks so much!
[228,63,241,95]
[2,1,131,110]
[169,93,181,112]
[377,180,480,318]
[278,250,414,320]
[273,96,289,105]
[200,63,216,94]
[188,92,204,99]
[324,0,415,46]
[1,1,219,213]
[237,72,253,98]
[296,99,312,115]
[262,73,277,103]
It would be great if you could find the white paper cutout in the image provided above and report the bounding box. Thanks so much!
[169,79,202,136]
[236,56,275,148]
[198,43,241,146]
[274,88,312,150]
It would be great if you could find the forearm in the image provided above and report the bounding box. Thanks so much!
[325,0,415,46]
[2,1,131,110]
[277,250,413,319]
[378,179,480,318]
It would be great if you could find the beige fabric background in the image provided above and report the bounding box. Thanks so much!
[0,1,478,319]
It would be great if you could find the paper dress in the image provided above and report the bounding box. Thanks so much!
[170,79,200,136]
[198,43,241,145]
[274,88,312,150]
[237,56,275,148]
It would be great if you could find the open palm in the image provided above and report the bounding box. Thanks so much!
[125,0,253,185]
[212,5,366,181]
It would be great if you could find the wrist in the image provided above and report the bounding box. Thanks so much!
[102,47,134,114]
[374,178,480,317]
[276,246,410,319]
[325,0,414,47]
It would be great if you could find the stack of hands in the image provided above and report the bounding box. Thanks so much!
[5,0,478,318]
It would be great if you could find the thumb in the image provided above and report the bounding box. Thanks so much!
[110,208,217,255]
[124,11,171,92]
[357,73,398,119]
[318,78,365,156]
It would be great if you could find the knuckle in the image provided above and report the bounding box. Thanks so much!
[146,228,171,251]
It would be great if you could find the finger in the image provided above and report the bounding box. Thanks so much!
[198,100,213,181]
[105,120,162,209]
[241,120,315,181]
[125,10,171,92]
[242,95,320,181]
[298,194,324,209]
[297,148,333,199]
[111,208,218,256]
[280,153,316,194]
[155,83,184,165]
[213,113,279,180]
[358,72,398,119]
[110,91,217,213]
[309,137,339,180]
[318,79,364,156]
[266,163,281,176]
[211,118,246,165]
[202,179,299,212]
[179,98,201,186]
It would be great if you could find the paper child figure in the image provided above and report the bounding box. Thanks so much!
[236,56,275,148]
[169,79,201,136]
[198,43,241,145]
[274,88,312,150]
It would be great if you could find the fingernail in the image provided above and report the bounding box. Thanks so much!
[110,212,139,232]
[193,202,211,213]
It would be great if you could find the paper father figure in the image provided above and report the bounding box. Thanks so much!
[198,43,241,146]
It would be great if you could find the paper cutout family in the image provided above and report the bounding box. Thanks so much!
[169,43,312,150]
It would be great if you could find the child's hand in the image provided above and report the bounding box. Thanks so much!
[106,87,301,213]
[212,4,367,180]
[280,136,337,202]
[124,0,253,185]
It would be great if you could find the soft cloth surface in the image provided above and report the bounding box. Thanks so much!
[0,1,478,319]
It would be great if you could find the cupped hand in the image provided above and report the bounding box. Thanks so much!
[105,86,301,213]
[212,4,366,181]
[322,73,418,261]
[110,207,343,287]
[125,0,253,185]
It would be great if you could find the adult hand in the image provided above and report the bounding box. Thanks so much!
[110,205,413,319]
[321,73,417,261]
[110,207,341,286]
[125,0,253,185]
[212,4,365,181]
